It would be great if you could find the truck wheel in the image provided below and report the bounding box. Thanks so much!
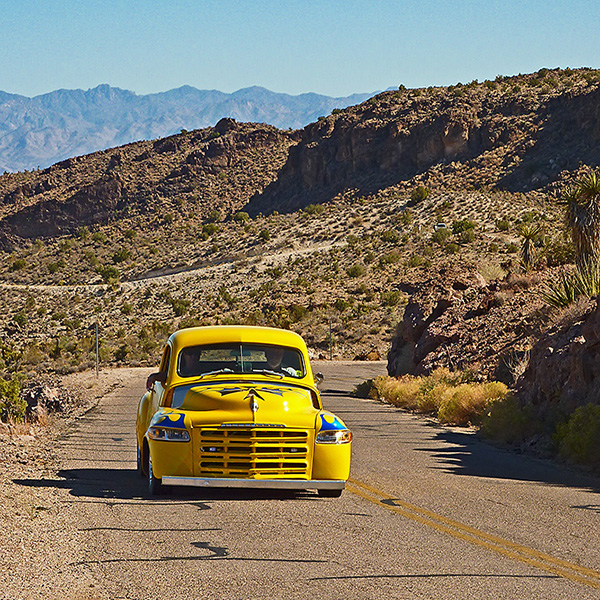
[148,454,163,496]
[136,442,143,476]
[318,488,342,498]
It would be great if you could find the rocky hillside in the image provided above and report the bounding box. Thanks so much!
[0,67,598,387]
[0,118,295,243]
[247,67,600,214]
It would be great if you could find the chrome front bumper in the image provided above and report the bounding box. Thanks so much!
[162,476,345,490]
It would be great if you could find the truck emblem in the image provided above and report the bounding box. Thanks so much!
[244,388,263,412]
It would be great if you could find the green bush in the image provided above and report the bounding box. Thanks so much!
[346,264,365,278]
[410,186,430,203]
[431,228,451,245]
[381,230,400,243]
[380,291,405,307]
[234,211,250,223]
[96,265,121,284]
[10,258,26,272]
[554,404,600,468]
[112,247,131,263]
[0,376,25,422]
[452,219,475,234]
[481,395,536,444]
[304,204,325,215]
[334,298,350,312]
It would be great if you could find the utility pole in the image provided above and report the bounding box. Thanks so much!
[95,321,99,377]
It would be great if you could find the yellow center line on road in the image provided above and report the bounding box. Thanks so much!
[347,478,600,591]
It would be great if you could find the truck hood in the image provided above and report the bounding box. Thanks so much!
[169,381,319,429]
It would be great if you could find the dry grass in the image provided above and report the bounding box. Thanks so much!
[368,369,509,426]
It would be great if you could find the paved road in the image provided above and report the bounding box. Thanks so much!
[19,363,600,599]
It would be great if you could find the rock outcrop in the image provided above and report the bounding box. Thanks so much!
[387,267,554,383]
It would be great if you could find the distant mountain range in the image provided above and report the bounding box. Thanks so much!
[0,84,373,172]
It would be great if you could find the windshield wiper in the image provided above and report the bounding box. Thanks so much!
[198,368,234,378]
[252,369,285,379]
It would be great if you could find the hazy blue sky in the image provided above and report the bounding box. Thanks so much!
[2,0,599,97]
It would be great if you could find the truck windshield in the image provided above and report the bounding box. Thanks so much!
[176,343,305,379]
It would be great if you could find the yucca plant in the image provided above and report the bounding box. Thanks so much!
[539,269,580,308]
[518,222,543,271]
[561,171,600,270]
[539,263,600,308]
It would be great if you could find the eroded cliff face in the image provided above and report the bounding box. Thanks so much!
[386,267,556,383]
[516,297,600,413]
[246,83,600,215]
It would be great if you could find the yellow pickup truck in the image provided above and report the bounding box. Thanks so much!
[137,325,352,497]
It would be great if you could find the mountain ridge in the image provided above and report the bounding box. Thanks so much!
[0,84,373,172]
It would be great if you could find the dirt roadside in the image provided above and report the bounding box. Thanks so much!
[0,367,151,600]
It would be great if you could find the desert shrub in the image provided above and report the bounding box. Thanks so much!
[363,370,508,426]
[446,242,460,254]
[13,312,27,329]
[201,223,219,239]
[407,254,425,267]
[410,186,430,203]
[458,229,476,244]
[258,229,270,241]
[112,247,131,263]
[121,302,133,315]
[380,290,405,307]
[288,304,308,322]
[452,219,475,234]
[304,204,325,215]
[207,209,221,223]
[381,230,400,243]
[334,298,350,312]
[379,251,402,266]
[91,232,107,243]
[124,229,137,239]
[438,381,508,426]
[353,378,376,398]
[398,209,413,227]
[480,395,535,444]
[10,258,26,271]
[77,226,90,239]
[0,376,25,422]
[506,243,519,253]
[496,219,510,232]
[163,213,175,224]
[371,375,421,410]
[554,404,600,468]
[346,264,365,278]
[431,228,451,245]
[96,265,120,284]
[115,344,129,362]
[233,211,250,223]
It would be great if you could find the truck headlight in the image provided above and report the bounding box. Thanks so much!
[148,427,190,442]
[316,429,352,444]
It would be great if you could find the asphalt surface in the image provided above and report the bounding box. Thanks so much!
[19,362,600,599]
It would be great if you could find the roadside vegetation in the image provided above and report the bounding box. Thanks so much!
[355,170,600,472]
[355,369,508,427]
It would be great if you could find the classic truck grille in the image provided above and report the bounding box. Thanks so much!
[195,427,310,478]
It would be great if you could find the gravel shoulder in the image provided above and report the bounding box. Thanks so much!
[0,367,152,600]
